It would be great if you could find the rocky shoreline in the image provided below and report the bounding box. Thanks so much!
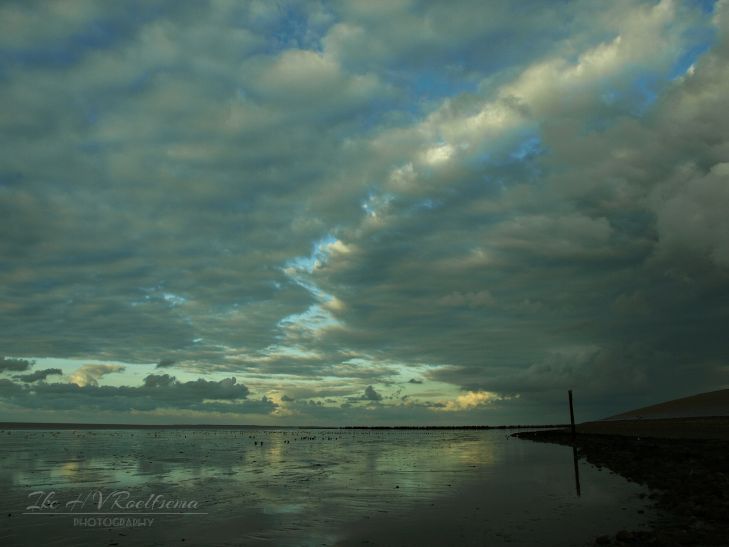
[513,429,729,546]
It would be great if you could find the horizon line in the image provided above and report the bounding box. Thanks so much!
[0,421,569,430]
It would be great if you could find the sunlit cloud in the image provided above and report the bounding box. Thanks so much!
[439,391,512,412]
[68,365,126,387]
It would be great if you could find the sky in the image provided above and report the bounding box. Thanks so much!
[1,0,728,426]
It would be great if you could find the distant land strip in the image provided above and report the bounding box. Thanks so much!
[0,422,569,430]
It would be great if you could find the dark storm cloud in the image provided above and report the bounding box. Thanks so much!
[0,0,727,423]
[362,385,382,402]
[0,374,272,414]
[0,357,34,372]
[14,368,63,383]
[0,379,24,396]
[141,374,250,400]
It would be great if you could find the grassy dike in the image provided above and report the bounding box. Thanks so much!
[513,429,729,546]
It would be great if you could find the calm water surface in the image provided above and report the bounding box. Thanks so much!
[0,429,654,546]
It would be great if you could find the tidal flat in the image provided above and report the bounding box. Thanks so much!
[517,428,729,545]
[1,428,653,546]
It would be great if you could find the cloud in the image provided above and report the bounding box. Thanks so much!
[651,162,729,268]
[141,374,250,400]
[438,290,495,308]
[68,365,126,387]
[0,0,727,424]
[0,357,34,372]
[439,391,506,412]
[362,385,382,401]
[0,1,109,48]
[156,358,176,368]
[14,368,63,383]
[0,374,268,415]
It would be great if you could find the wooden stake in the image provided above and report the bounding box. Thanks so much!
[568,389,576,438]
[569,389,580,496]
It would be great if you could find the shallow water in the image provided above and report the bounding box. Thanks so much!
[0,428,653,546]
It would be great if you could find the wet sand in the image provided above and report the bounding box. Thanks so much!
[515,428,729,546]
[1,428,652,546]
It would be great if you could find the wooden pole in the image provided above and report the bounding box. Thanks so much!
[568,389,580,496]
[568,389,576,438]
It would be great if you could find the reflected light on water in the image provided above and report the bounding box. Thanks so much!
[0,428,651,547]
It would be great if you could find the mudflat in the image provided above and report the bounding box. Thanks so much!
[576,416,729,440]
[515,428,729,545]
[1,428,650,546]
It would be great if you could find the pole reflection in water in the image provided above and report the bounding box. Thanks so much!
[572,444,581,497]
